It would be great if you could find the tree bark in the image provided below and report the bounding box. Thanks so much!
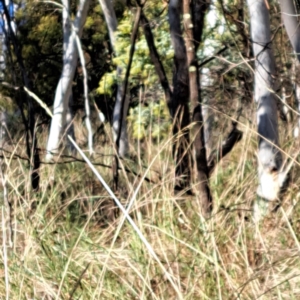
[65,93,76,154]
[279,0,300,62]
[168,0,191,191]
[294,59,300,137]
[279,0,300,137]
[99,0,129,158]
[247,0,282,201]
[46,0,90,160]
[201,68,213,152]
[183,0,212,214]
[0,110,7,147]
[63,0,76,154]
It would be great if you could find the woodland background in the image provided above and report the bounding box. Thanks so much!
[0,0,300,299]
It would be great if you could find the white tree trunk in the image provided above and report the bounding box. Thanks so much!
[46,0,90,160]
[294,59,300,137]
[0,111,7,147]
[247,0,282,201]
[100,0,129,157]
[279,0,300,137]
[112,82,129,157]
[279,0,300,61]
[99,0,117,46]
[294,80,300,137]
[75,32,94,155]
[65,93,76,154]
[63,0,76,154]
[201,68,213,154]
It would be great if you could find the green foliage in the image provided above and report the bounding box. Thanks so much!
[97,3,173,95]
[127,100,171,140]
[97,70,116,95]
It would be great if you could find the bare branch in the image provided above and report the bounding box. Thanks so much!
[113,6,142,190]
[140,11,172,111]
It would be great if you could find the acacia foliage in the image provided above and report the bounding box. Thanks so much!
[98,3,173,93]
[97,1,173,140]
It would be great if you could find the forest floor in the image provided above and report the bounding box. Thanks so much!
[0,116,300,300]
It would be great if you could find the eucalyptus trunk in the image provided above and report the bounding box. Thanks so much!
[294,60,300,137]
[46,0,90,160]
[99,0,129,157]
[279,0,300,137]
[279,0,300,61]
[247,0,282,201]
[183,0,212,215]
[201,68,213,153]
[168,0,191,191]
[63,0,76,154]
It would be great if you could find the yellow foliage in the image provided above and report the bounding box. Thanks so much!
[85,16,94,29]
[22,44,38,57]
[36,15,58,35]
[97,71,116,95]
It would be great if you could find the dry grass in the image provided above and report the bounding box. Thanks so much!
[0,114,300,300]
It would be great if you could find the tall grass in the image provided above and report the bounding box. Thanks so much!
[0,113,300,300]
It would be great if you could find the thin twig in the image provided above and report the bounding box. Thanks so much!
[198,45,229,69]
[74,28,93,155]
[0,166,12,247]
[69,263,90,300]
[2,207,10,300]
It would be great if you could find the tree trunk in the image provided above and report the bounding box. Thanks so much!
[247,0,282,201]
[65,93,76,154]
[201,68,213,153]
[168,0,191,192]
[279,0,300,62]
[99,0,129,158]
[292,58,300,137]
[279,0,300,137]
[46,0,90,160]
[63,0,76,154]
[0,110,7,147]
[183,0,212,215]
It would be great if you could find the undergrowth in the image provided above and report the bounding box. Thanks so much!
[0,117,300,300]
